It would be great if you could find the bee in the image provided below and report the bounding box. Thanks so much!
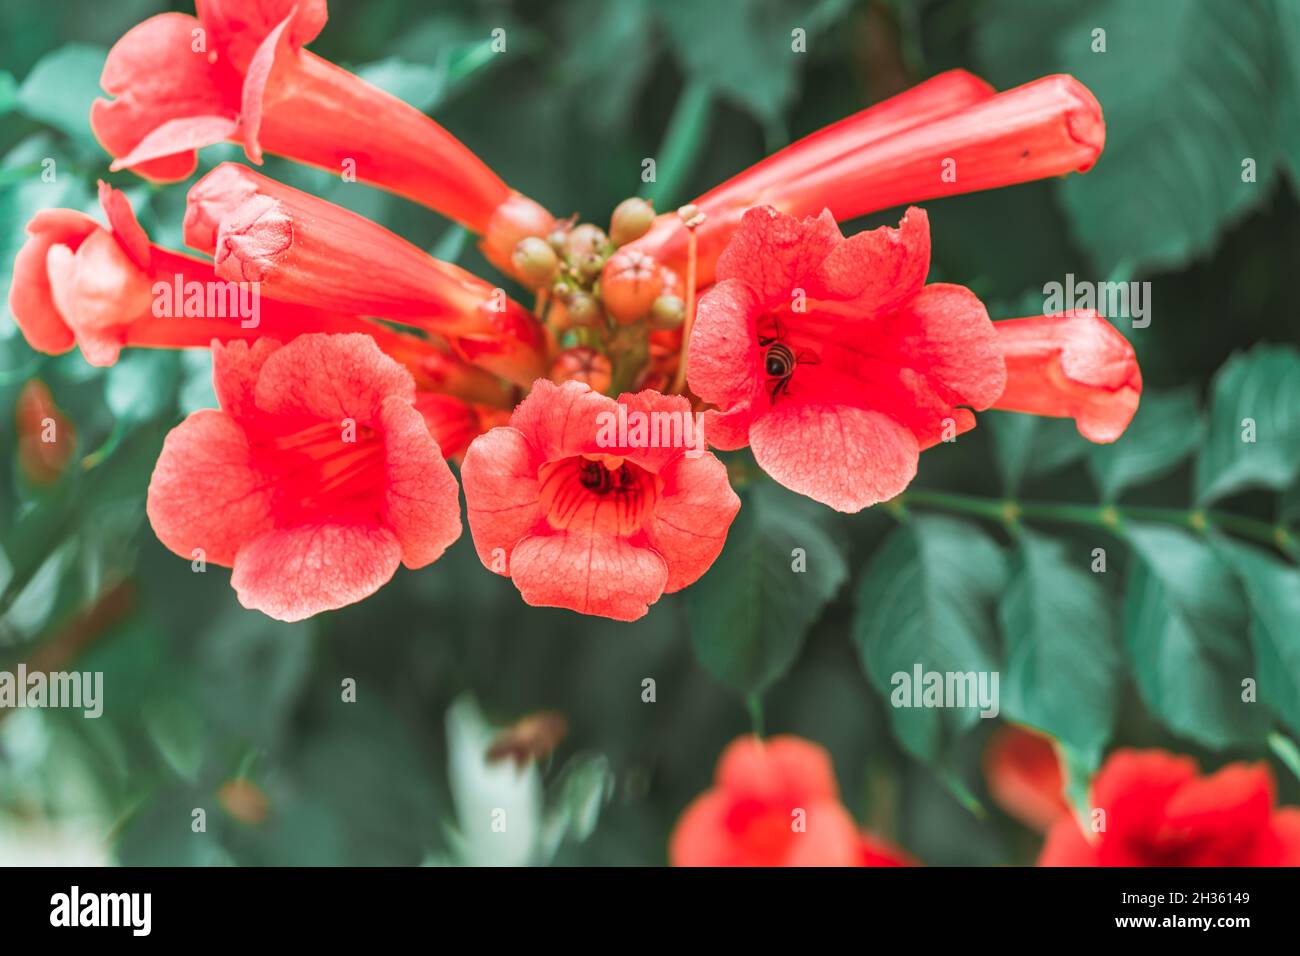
[757,317,819,402]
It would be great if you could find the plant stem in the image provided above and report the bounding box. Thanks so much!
[746,693,765,738]
[897,489,1296,560]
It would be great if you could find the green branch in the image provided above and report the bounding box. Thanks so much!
[897,489,1296,561]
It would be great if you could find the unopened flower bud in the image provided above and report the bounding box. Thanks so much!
[564,223,608,261]
[482,194,557,277]
[549,347,612,393]
[601,248,664,324]
[577,251,606,282]
[609,197,656,246]
[565,291,604,328]
[649,294,685,329]
[512,236,559,285]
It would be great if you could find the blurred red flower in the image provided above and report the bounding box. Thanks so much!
[984,725,1072,833]
[1040,749,1300,867]
[147,333,461,621]
[671,735,911,867]
[15,380,77,487]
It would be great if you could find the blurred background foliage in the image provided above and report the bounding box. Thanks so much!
[1,0,1299,866]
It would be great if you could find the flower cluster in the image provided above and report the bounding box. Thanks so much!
[8,0,1142,622]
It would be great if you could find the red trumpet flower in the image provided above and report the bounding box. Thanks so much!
[185,163,548,387]
[688,204,1007,512]
[624,72,1103,288]
[7,181,364,366]
[90,0,551,240]
[147,333,461,622]
[991,309,1141,442]
[1040,749,1300,867]
[671,735,910,867]
[459,380,739,621]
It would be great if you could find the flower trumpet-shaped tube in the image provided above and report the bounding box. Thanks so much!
[185,163,548,387]
[990,309,1141,443]
[91,0,552,238]
[8,181,365,366]
[627,72,1103,288]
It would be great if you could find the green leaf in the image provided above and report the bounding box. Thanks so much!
[1276,0,1300,187]
[638,77,713,209]
[987,412,1089,493]
[1193,345,1300,504]
[104,350,180,427]
[979,0,1281,273]
[560,0,657,131]
[1064,0,1280,271]
[0,70,17,117]
[852,515,1005,762]
[1,142,92,329]
[687,488,847,697]
[16,44,107,149]
[1088,387,1203,501]
[998,530,1119,767]
[656,0,812,125]
[1214,536,1300,737]
[1123,523,1267,748]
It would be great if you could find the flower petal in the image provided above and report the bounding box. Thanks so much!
[231,522,403,622]
[688,278,762,413]
[505,379,613,464]
[196,0,328,71]
[238,11,296,164]
[880,281,1007,410]
[91,13,239,182]
[749,401,919,512]
[461,426,544,572]
[643,454,740,592]
[508,531,668,621]
[717,735,842,803]
[252,332,415,427]
[212,337,282,420]
[1038,816,1100,866]
[809,205,930,313]
[96,181,151,272]
[146,408,275,567]
[108,114,239,173]
[983,726,1070,833]
[714,206,841,309]
[7,210,99,354]
[378,395,462,568]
